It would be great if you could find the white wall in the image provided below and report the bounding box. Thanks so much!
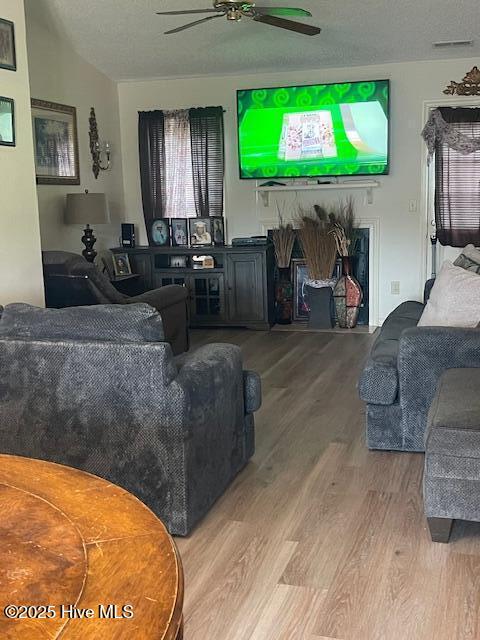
[24,0,125,255]
[117,57,480,322]
[0,0,44,305]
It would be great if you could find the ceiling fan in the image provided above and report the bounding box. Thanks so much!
[156,1,321,36]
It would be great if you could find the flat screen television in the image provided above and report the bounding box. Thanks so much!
[237,79,389,180]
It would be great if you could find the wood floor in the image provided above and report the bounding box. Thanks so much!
[177,329,480,640]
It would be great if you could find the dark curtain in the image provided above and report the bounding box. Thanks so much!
[138,111,166,242]
[435,107,480,247]
[189,107,224,217]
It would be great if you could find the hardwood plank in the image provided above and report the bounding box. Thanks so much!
[432,552,480,640]
[181,329,480,640]
[245,584,325,640]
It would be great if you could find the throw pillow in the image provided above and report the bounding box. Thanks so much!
[0,303,165,343]
[454,244,480,274]
[418,261,480,328]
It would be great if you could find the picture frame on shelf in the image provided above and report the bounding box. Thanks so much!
[0,19,16,71]
[211,217,225,246]
[189,218,213,247]
[112,253,132,277]
[292,258,310,321]
[170,255,188,268]
[0,96,15,147]
[151,218,171,246]
[31,99,80,185]
[171,218,188,246]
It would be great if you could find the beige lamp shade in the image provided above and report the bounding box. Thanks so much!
[65,192,110,225]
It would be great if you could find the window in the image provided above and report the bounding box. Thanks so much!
[138,107,224,242]
[427,107,480,247]
[163,110,197,218]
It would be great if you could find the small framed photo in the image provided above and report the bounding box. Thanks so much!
[292,258,310,321]
[171,218,188,246]
[170,255,187,268]
[211,217,225,246]
[31,99,80,185]
[0,96,15,146]
[0,19,16,71]
[151,218,171,246]
[112,253,132,277]
[189,218,213,247]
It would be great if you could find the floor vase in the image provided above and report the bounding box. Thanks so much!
[334,257,363,328]
[275,267,293,325]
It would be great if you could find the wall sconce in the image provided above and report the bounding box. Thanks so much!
[89,107,111,179]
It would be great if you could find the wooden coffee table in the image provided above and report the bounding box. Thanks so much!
[0,455,183,639]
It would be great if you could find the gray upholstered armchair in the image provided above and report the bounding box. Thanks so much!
[42,251,189,354]
[0,303,261,536]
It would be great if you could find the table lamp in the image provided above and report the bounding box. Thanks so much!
[65,191,110,262]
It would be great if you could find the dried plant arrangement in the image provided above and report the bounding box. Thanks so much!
[295,205,337,282]
[272,202,295,268]
[329,196,358,257]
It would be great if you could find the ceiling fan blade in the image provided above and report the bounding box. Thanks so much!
[253,7,312,17]
[157,9,221,15]
[253,14,321,35]
[164,13,224,34]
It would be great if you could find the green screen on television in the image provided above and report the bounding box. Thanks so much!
[237,79,389,179]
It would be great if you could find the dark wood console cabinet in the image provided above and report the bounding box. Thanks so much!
[112,245,275,330]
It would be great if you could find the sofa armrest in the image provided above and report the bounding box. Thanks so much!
[129,285,189,355]
[424,278,435,303]
[175,343,244,419]
[398,325,480,423]
[131,285,188,310]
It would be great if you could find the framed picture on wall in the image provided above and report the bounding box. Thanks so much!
[171,218,188,246]
[292,258,310,322]
[0,96,15,146]
[31,99,80,185]
[211,217,225,246]
[0,19,16,71]
[189,218,213,246]
[151,218,171,246]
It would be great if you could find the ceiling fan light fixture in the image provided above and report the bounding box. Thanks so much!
[226,8,242,21]
[159,1,321,36]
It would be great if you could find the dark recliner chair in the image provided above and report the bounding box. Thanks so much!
[42,251,189,355]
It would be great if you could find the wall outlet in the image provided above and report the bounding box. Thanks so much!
[391,281,400,295]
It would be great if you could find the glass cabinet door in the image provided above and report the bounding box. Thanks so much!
[153,272,187,288]
[188,274,225,324]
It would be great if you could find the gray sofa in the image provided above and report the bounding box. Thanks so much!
[0,303,261,536]
[424,368,480,542]
[359,281,480,452]
[42,251,189,355]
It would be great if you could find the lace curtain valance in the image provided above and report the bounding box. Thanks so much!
[422,107,480,162]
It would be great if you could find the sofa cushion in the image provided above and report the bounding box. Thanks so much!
[454,244,480,275]
[358,301,424,405]
[372,301,425,362]
[0,303,165,343]
[418,261,480,328]
[426,368,480,458]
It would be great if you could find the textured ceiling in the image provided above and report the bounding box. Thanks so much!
[32,0,480,80]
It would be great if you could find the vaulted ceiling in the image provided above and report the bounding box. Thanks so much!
[32,0,480,80]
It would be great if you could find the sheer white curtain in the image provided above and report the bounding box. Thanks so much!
[164,110,197,218]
